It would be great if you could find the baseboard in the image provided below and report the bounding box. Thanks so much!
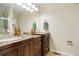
[50,49,74,56]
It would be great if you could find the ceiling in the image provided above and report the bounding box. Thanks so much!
[0,3,79,15]
[0,3,39,14]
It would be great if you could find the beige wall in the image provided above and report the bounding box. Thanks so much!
[17,3,79,55]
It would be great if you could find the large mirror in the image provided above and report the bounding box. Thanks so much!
[0,17,8,34]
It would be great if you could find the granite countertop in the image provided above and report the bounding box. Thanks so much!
[0,34,41,47]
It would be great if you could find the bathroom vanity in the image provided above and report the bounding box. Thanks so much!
[0,33,50,56]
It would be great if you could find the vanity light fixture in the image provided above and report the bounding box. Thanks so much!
[26,7,30,11]
[31,4,35,9]
[16,3,38,13]
[34,7,38,11]
[26,7,34,13]
[31,5,38,11]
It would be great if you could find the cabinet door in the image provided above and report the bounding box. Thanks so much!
[30,40,37,56]
[31,38,42,56]
[18,42,31,56]
[22,44,30,56]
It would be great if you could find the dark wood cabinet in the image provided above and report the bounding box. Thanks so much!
[0,33,50,56]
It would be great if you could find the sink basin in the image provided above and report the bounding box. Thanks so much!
[0,37,22,42]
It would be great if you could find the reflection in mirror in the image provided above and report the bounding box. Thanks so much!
[0,17,8,34]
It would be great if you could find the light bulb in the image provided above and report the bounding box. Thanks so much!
[31,5,36,9]
[34,7,38,11]
[30,9,34,12]
[22,4,26,8]
[26,7,30,11]
[31,5,38,11]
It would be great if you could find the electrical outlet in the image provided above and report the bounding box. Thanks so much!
[67,41,73,45]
